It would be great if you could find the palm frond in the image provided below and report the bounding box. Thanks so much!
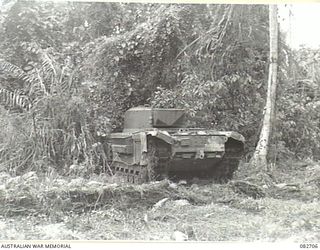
[21,42,74,95]
[0,60,36,84]
[0,88,31,111]
[22,42,57,79]
[196,5,234,56]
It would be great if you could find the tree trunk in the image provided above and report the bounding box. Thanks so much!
[250,5,278,172]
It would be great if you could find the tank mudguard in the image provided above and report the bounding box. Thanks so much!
[145,130,175,145]
[216,131,245,143]
[131,131,175,165]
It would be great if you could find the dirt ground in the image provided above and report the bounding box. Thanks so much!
[0,160,319,242]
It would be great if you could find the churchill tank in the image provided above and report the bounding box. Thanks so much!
[106,107,245,183]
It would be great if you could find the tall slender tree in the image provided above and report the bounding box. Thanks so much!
[250,5,279,173]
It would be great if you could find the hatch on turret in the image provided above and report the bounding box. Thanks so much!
[123,107,186,132]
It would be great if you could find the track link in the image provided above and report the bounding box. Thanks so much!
[113,163,147,184]
[112,138,161,184]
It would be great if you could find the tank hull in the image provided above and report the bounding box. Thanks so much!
[107,128,244,183]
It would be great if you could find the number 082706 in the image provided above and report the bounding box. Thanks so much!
[300,244,318,248]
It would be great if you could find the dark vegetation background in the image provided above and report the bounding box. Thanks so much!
[0,1,320,242]
[0,1,319,176]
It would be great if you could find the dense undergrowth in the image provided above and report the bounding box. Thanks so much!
[1,2,320,177]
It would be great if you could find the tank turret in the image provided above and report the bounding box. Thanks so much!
[123,107,186,132]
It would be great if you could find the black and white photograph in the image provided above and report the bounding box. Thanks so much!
[0,0,319,245]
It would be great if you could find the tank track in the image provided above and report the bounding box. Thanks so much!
[206,140,243,182]
[112,138,161,184]
[112,140,241,184]
[112,157,240,184]
[113,163,148,184]
[212,157,240,183]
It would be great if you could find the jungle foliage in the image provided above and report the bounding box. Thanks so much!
[0,1,319,174]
